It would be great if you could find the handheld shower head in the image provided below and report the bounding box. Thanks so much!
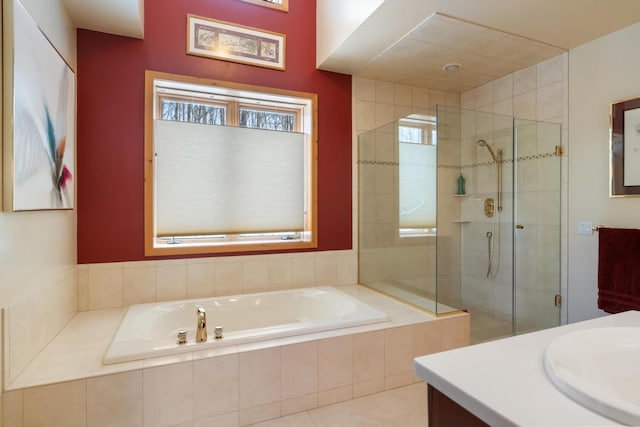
[476,139,498,162]
[476,139,503,212]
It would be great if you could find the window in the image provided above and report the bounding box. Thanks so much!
[398,115,437,237]
[145,71,317,256]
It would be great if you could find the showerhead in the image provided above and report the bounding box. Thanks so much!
[476,139,498,162]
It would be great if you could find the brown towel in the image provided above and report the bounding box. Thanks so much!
[598,227,640,313]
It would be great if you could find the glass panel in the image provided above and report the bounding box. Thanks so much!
[513,119,562,335]
[358,109,442,314]
[239,108,296,131]
[160,99,225,125]
[456,107,515,342]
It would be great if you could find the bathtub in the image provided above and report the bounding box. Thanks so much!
[104,286,389,364]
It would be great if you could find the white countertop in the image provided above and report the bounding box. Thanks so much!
[414,311,640,426]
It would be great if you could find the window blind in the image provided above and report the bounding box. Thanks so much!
[399,142,437,228]
[154,120,306,236]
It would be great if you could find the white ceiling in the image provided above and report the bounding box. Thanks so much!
[357,13,566,92]
[318,0,640,92]
[59,0,640,93]
[61,0,144,39]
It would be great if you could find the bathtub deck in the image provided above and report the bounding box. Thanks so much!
[8,284,459,390]
[4,285,470,426]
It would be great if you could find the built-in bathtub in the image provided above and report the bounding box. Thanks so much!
[104,286,389,364]
[6,284,470,426]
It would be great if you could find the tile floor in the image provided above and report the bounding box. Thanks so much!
[468,308,513,344]
[249,383,427,426]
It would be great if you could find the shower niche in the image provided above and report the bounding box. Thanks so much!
[358,105,562,343]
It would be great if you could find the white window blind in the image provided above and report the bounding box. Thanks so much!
[154,119,306,236]
[399,142,437,228]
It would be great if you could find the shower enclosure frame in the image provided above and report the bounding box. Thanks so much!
[358,105,562,342]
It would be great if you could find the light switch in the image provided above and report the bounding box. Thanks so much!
[578,221,593,235]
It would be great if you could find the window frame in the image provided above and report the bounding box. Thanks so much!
[144,70,317,256]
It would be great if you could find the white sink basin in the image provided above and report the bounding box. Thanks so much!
[544,327,640,425]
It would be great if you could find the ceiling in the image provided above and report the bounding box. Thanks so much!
[318,0,640,93]
[60,0,640,93]
[61,0,144,39]
[356,13,566,93]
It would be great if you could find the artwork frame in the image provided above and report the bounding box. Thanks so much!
[610,96,640,197]
[2,0,76,211]
[239,0,289,12]
[186,15,286,71]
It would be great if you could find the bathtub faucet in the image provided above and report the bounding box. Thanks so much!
[196,307,207,342]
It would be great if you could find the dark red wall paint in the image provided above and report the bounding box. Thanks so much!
[77,0,352,263]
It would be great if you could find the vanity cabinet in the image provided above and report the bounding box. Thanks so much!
[428,385,488,427]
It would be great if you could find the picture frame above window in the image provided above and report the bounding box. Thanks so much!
[186,14,286,71]
[239,0,289,12]
[610,96,640,197]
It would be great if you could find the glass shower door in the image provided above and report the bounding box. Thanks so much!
[513,119,562,334]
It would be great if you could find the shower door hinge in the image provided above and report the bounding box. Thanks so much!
[554,294,562,307]
[555,145,564,156]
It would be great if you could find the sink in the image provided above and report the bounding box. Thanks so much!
[544,327,640,425]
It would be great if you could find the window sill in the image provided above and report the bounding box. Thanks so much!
[145,238,317,257]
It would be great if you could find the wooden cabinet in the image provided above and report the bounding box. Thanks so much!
[428,385,489,427]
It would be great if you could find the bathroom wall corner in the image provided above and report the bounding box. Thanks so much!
[4,266,78,387]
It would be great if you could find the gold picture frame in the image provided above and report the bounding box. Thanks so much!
[240,0,288,12]
[186,15,285,71]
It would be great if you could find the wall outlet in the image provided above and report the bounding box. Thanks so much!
[578,221,593,235]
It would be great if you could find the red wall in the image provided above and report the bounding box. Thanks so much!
[77,0,352,263]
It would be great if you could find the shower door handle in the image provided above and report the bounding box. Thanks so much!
[485,231,493,277]
[515,224,524,229]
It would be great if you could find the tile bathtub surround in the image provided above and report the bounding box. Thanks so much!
[79,250,358,311]
[3,266,78,386]
[4,285,469,426]
[3,318,467,427]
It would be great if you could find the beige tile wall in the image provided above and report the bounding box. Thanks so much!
[79,250,357,311]
[3,267,77,387]
[2,314,469,427]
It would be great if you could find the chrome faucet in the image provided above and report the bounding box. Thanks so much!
[196,307,207,342]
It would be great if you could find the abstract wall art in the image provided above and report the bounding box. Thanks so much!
[2,0,76,211]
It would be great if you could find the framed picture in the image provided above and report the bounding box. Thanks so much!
[2,0,76,211]
[610,97,640,197]
[239,0,289,12]
[187,15,286,71]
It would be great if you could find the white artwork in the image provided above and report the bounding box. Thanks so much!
[9,0,75,210]
[624,108,640,187]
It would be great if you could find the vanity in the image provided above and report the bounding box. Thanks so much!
[414,310,640,426]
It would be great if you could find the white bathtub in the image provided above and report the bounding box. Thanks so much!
[104,286,389,364]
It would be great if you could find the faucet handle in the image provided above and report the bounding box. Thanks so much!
[214,326,223,339]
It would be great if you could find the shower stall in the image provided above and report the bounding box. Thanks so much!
[358,105,562,343]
